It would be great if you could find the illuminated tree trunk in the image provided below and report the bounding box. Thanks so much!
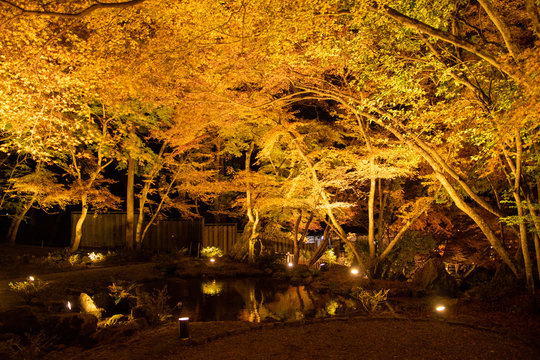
[308,225,330,267]
[126,154,135,251]
[7,196,35,246]
[373,197,435,270]
[231,141,260,262]
[293,211,313,265]
[71,194,88,252]
[289,133,368,276]
[368,172,376,259]
[510,131,534,294]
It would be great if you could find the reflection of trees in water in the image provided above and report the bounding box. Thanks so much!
[233,280,315,322]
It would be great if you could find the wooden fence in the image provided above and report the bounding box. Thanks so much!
[202,223,238,253]
[71,212,203,251]
[71,212,320,256]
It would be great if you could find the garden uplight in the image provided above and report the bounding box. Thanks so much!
[28,276,35,281]
[67,301,72,310]
[209,257,216,263]
[288,262,294,268]
[435,305,446,312]
[350,268,359,276]
[178,317,190,339]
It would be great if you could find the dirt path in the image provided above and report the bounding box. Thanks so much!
[45,317,540,360]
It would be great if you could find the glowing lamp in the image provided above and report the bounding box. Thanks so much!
[287,262,294,268]
[350,268,359,276]
[209,258,216,263]
[28,276,35,281]
[435,305,446,312]
[178,317,190,339]
[67,301,72,311]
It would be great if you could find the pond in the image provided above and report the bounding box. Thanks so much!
[144,277,358,322]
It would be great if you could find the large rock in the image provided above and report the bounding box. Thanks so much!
[79,293,102,319]
[0,307,41,335]
[411,257,458,297]
[42,313,98,343]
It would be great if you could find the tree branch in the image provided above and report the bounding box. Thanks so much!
[476,0,519,60]
[380,4,512,78]
[0,0,146,18]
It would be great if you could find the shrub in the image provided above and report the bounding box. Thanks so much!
[8,277,50,304]
[351,287,389,314]
[108,281,138,305]
[135,286,172,324]
[200,246,224,258]
[320,249,337,265]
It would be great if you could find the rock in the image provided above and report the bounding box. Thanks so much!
[79,293,102,319]
[42,313,98,343]
[0,307,41,334]
[411,257,458,297]
[131,305,159,326]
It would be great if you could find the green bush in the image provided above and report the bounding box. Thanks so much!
[8,277,50,304]
[320,249,337,265]
[200,246,224,258]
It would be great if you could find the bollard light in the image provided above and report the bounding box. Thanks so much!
[178,317,190,339]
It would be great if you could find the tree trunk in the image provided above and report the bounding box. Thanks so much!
[308,225,330,267]
[368,172,377,259]
[7,196,35,246]
[525,0,540,37]
[477,0,520,60]
[372,197,435,273]
[126,154,135,251]
[71,195,88,252]
[512,131,534,294]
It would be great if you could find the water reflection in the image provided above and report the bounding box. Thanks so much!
[201,280,223,296]
[146,278,357,323]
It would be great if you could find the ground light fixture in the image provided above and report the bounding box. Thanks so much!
[178,317,190,339]
[350,267,359,276]
[435,305,446,312]
[288,262,294,268]
[209,257,216,263]
[67,301,72,311]
[28,276,35,281]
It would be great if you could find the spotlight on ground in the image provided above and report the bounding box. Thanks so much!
[350,268,359,276]
[435,305,446,312]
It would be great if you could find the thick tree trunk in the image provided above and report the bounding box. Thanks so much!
[308,225,330,267]
[126,154,135,251]
[71,195,88,252]
[7,197,35,246]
